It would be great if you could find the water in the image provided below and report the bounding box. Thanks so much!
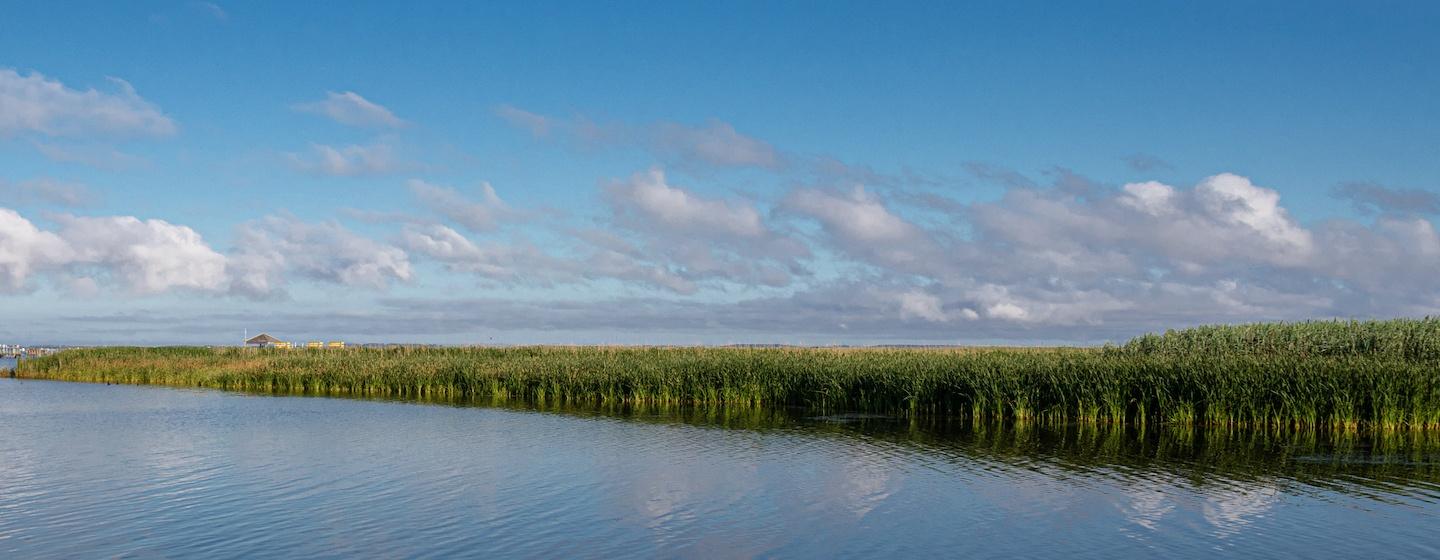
[2,379,1438,558]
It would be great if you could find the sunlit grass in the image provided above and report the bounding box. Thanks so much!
[16,318,1440,430]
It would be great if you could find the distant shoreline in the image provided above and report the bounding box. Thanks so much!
[15,318,1440,431]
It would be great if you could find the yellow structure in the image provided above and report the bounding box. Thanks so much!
[275,341,293,349]
[306,341,323,349]
[326,341,346,349]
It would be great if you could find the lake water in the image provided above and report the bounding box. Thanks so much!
[2,378,1438,558]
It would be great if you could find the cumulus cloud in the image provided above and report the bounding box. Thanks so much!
[0,208,225,295]
[1193,173,1314,263]
[0,208,72,292]
[350,282,1133,343]
[785,186,922,245]
[396,169,804,294]
[606,167,766,238]
[1311,216,1440,297]
[293,91,406,128]
[896,289,951,322]
[55,215,228,294]
[8,155,1440,344]
[408,179,519,233]
[400,223,699,293]
[0,69,176,137]
[400,223,571,282]
[783,185,943,272]
[961,172,1319,278]
[784,170,1440,333]
[599,167,808,289]
[287,142,402,176]
[230,216,413,297]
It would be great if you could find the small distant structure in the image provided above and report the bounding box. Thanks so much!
[1,344,23,358]
[306,341,323,349]
[326,341,346,349]
[274,341,293,349]
[245,333,286,348]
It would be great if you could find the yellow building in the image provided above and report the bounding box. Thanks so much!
[306,341,323,349]
[326,341,346,349]
[275,341,293,349]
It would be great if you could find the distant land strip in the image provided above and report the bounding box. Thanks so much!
[16,319,1440,430]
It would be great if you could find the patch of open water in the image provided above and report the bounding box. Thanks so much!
[1,378,1437,558]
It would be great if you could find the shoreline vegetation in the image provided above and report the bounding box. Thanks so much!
[14,319,1440,430]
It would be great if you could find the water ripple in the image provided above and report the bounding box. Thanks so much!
[3,379,1440,558]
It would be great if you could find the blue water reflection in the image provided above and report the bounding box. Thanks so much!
[1,378,1437,558]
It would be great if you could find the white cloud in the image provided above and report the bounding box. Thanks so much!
[897,289,948,322]
[833,171,1440,330]
[1312,216,1440,296]
[0,69,176,137]
[606,168,766,238]
[595,167,808,290]
[785,186,920,244]
[9,158,1440,344]
[1193,173,1314,264]
[410,223,695,292]
[965,173,1320,276]
[400,223,699,293]
[0,208,234,296]
[231,216,412,296]
[397,171,792,295]
[784,185,942,273]
[652,119,780,169]
[225,240,286,299]
[408,179,517,232]
[494,104,552,137]
[400,224,560,281]
[1119,181,1176,216]
[581,250,699,294]
[0,208,72,292]
[293,91,406,128]
[287,142,401,176]
[985,302,1029,321]
[55,215,228,294]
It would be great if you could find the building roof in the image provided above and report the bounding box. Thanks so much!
[245,333,283,344]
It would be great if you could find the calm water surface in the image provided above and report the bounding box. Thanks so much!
[2,378,1439,558]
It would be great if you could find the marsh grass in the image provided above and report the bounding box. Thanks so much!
[1121,317,1440,361]
[16,319,1440,430]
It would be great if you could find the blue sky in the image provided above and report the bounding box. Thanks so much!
[1,1,1438,345]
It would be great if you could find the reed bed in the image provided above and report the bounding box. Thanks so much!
[15,319,1440,430]
[1120,317,1440,361]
